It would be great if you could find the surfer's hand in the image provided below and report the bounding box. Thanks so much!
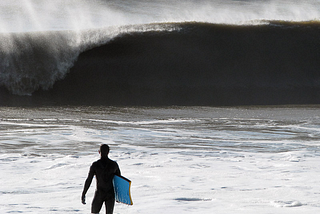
[81,195,86,204]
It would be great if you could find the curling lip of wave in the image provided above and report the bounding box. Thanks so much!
[0,23,179,96]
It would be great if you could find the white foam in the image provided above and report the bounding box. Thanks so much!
[1,148,319,213]
[1,106,320,213]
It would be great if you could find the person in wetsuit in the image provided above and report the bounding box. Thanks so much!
[81,144,121,214]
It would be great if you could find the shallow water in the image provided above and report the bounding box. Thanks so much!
[1,106,320,213]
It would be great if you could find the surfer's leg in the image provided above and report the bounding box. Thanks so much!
[91,190,104,214]
[105,197,115,214]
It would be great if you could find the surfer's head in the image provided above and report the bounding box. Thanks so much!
[99,144,110,157]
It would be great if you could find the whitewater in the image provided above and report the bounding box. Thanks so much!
[1,0,320,213]
[1,106,320,213]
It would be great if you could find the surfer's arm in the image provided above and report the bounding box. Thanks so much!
[81,166,95,204]
[115,162,121,176]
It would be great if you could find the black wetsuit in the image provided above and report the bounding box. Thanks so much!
[83,157,121,214]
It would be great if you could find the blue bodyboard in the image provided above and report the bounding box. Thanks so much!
[112,175,133,205]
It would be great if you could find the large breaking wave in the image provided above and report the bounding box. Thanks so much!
[1,21,320,106]
[0,24,177,96]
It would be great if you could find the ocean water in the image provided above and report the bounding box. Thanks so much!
[1,106,320,213]
[1,0,320,213]
[1,0,320,105]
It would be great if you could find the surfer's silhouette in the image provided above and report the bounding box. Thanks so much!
[81,144,121,214]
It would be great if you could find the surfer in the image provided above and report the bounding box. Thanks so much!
[81,144,121,214]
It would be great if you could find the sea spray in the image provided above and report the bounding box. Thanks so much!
[0,0,131,96]
[1,0,320,33]
[0,31,79,95]
[0,24,180,96]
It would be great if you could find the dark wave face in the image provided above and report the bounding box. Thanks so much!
[2,21,320,106]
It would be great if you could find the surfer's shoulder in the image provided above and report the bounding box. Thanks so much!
[91,159,101,168]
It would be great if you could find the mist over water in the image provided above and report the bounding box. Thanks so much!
[1,0,320,32]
